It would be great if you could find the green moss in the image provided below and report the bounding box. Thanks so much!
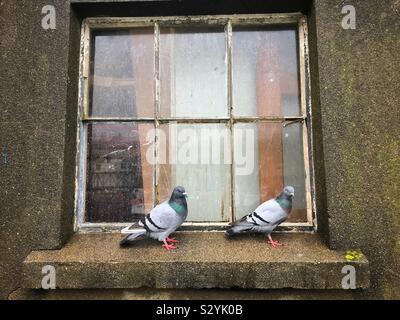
[345,250,364,261]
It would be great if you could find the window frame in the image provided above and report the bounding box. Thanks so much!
[74,13,316,233]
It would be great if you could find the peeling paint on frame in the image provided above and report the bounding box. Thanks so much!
[75,13,316,233]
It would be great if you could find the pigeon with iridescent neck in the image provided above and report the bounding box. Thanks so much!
[225,186,295,247]
[120,186,188,251]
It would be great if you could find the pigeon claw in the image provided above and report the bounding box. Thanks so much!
[267,240,282,248]
[267,235,283,248]
[166,237,179,243]
[162,243,177,251]
[162,239,177,251]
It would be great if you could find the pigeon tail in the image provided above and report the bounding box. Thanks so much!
[119,229,147,247]
[225,228,236,237]
[225,223,254,237]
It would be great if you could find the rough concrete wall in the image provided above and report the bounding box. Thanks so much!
[307,1,330,245]
[313,0,400,297]
[0,0,399,300]
[0,0,79,299]
[10,288,359,300]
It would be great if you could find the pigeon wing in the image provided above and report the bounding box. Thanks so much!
[144,202,180,232]
[252,199,288,227]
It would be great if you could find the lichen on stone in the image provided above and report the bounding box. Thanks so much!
[345,249,364,261]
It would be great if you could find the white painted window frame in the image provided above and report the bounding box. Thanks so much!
[74,13,316,233]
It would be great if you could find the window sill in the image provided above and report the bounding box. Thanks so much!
[22,233,370,289]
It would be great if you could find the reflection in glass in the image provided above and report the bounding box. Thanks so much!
[232,27,300,117]
[89,29,154,118]
[234,122,306,222]
[85,122,154,222]
[83,24,309,225]
[157,123,231,222]
[160,27,227,118]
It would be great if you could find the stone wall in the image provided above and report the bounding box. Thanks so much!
[0,0,80,299]
[312,0,400,298]
[0,0,399,299]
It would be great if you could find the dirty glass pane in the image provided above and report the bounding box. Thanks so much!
[157,123,231,222]
[89,29,154,118]
[232,27,301,117]
[234,122,306,222]
[85,122,154,222]
[160,27,227,118]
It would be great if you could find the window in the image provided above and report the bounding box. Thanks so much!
[75,14,314,231]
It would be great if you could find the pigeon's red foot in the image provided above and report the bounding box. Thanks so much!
[267,235,282,248]
[162,239,177,251]
[162,244,177,250]
[166,237,179,243]
[267,239,282,248]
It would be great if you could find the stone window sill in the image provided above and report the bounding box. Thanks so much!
[22,233,370,289]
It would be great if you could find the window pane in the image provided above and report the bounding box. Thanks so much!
[89,29,154,118]
[232,27,301,117]
[234,122,307,222]
[160,27,227,118]
[157,123,231,222]
[85,122,154,222]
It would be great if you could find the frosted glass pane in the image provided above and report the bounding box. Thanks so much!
[232,27,301,117]
[90,29,154,118]
[282,123,307,215]
[234,122,306,222]
[157,123,231,222]
[85,122,154,222]
[160,27,227,118]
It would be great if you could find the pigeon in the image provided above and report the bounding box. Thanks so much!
[225,186,295,247]
[120,186,188,251]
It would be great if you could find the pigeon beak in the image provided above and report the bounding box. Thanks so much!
[290,192,295,198]
[182,192,188,197]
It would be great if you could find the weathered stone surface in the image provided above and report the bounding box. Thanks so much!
[70,0,312,18]
[1,0,399,299]
[312,0,400,296]
[0,0,80,299]
[9,287,359,300]
[22,233,370,289]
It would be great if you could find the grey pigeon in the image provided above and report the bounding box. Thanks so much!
[120,186,188,250]
[225,186,295,247]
